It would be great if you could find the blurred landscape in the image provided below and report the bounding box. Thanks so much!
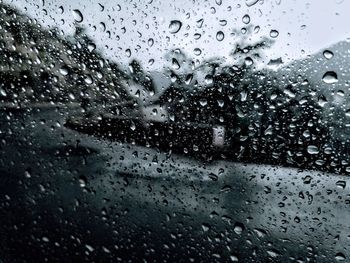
[1,2,350,174]
[1,3,350,262]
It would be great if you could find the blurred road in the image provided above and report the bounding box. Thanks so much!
[0,107,349,262]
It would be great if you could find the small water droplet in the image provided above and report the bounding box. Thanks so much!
[322,71,338,84]
[72,9,83,23]
[216,31,224,41]
[169,20,182,34]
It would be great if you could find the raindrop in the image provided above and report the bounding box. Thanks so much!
[216,31,224,41]
[323,50,334,59]
[87,43,96,52]
[148,38,154,47]
[219,19,227,26]
[244,57,253,66]
[24,170,31,178]
[270,29,279,38]
[169,20,182,34]
[196,19,204,28]
[335,252,346,261]
[79,176,87,187]
[58,6,64,14]
[307,145,319,155]
[72,9,83,23]
[322,71,338,84]
[0,88,7,97]
[194,33,202,39]
[242,14,250,24]
[59,67,69,76]
[336,180,346,189]
[194,48,202,56]
[172,58,180,70]
[267,249,280,258]
[345,109,350,117]
[84,75,93,84]
[233,222,245,235]
[202,223,210,232]
[199,99,207,106]
[215,0,222,5]
[246,0,259,7]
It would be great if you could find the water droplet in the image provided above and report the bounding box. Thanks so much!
[169,20,182,34]
[24,170,31,178]
[216,31,224,41]
[194,48,202,56]
[72,9,83,23]
[270,29,279,38]
[59,66,69,76]
[202,223,210,232]
[219,19,227,26]
[199,99,207,106]
[246,0,259,7]
[233,222,245,234]
[148,38,154,47]
[87,43,96,52]
[58,6,64,14]
[336,180,346,189]
[194,33,202,39]
[79,176,87,187]
[267,249,280,258]
[244,57,253,66]
[335,252,346,261]
[196,19,204,28]
[307,145,319,155]
[322,71,338,84]
[323,50,334,59]
[0,87,7,97]
[84,75,93,84]
[242,14,250,24]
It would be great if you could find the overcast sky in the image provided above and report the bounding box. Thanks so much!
[5,0,350,71]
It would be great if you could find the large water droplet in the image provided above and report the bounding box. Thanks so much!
[233,222,245,235]
[73,9,83,23]
[270,29,279,38]
[242,14,250,24]
[323,50,334,59]
[307,145,319,155]
[169,20,182,34]
[322,71,338,84]
[216,31,224,41]
[335,252,346,261]
[336,180,346,189]
[246,0,259,7]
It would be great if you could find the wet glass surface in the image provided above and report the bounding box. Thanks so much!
[1,0,350,262]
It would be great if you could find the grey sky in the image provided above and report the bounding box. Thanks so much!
[6,0,350,70]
